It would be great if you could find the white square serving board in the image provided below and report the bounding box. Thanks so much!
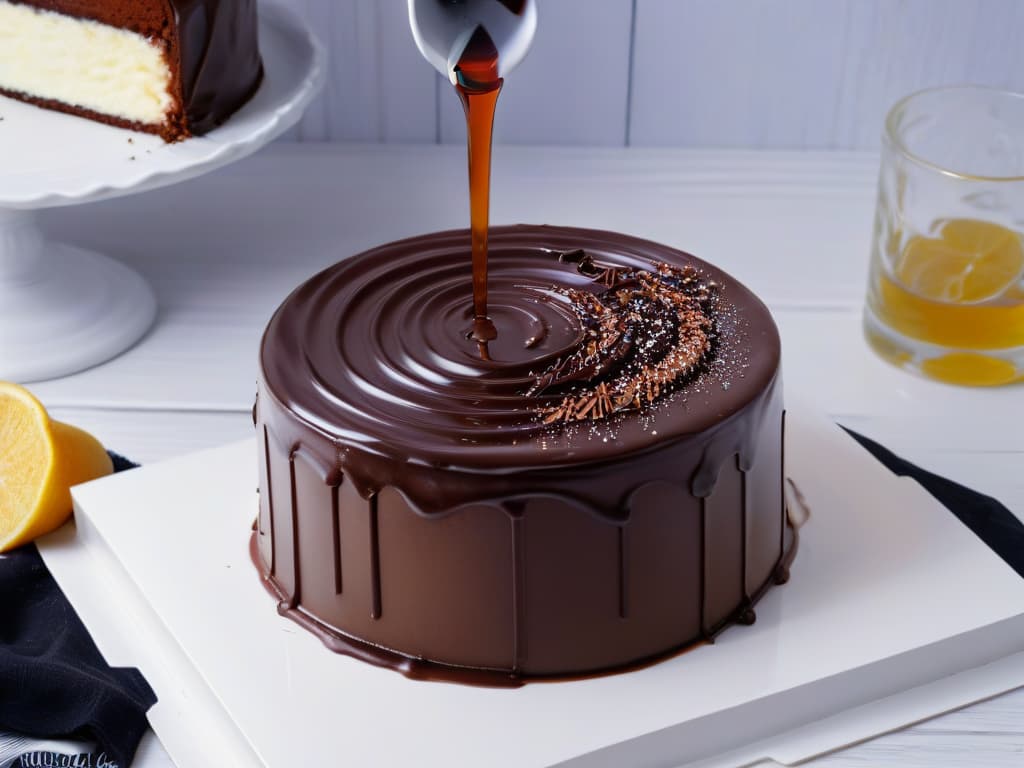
[38,413,1024,768]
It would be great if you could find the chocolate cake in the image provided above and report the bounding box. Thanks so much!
[0,0,263,141]
[253,225,789,685]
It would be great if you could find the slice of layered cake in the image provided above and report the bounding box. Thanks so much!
[0,0,263,141]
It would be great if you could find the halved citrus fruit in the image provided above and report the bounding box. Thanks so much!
[896,218,1024,304]
[0,382,113,552]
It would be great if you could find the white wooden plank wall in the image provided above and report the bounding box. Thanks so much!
[629,0,1024,149]
[438,0,633,146]
[277,0,1024,149]
[284,0,435,141]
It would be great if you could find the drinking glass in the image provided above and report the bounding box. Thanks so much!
[863,86,1024,386]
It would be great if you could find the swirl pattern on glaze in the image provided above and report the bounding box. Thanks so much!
[259,226,780,472]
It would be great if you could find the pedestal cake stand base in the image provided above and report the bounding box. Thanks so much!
[0,210,156,382]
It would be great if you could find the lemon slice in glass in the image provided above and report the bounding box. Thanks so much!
[896,218,1024,304]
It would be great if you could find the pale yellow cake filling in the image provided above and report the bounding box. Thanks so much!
[0,0,173,125]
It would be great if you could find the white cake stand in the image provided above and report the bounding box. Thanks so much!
[0,4,325,383]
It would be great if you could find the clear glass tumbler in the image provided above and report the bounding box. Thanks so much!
[864,86,1024,386]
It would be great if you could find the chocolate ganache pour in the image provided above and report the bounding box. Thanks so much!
[454,25,503,348]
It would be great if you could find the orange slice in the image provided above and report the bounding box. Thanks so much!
[0,382,113,552]
[896,218,1024,304]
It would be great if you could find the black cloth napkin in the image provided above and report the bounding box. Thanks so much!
[0,453,155,768]
[843,428,1024,580]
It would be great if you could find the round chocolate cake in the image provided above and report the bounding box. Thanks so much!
[253,225,788,685]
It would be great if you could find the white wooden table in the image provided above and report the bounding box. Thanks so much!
[28,144,1024,767]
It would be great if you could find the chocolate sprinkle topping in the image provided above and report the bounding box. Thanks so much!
[530,252,717,424]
